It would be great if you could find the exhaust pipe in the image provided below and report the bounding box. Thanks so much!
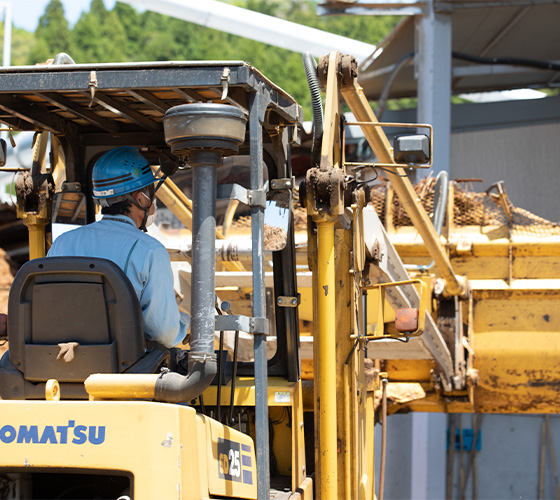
[155,103,247,403]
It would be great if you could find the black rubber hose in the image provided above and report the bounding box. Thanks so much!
[375,51,558,119]
[452,51,560,72]
[302,52,324,168]
[155,361,217,404]
[377,51,414,121]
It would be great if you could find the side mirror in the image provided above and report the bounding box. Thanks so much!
[0,138,6,167]
[393,134,430,165]
[264,189,290,252]
[343,121,433,169]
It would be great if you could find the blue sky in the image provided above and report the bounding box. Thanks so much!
[8,0,117,31]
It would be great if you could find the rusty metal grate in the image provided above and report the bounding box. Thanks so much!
[369,178,560,235]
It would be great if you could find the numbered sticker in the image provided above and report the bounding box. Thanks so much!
[217,438,253,486]
[218,438,241,482]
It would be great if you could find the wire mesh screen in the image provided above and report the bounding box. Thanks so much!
[368,178,560,237]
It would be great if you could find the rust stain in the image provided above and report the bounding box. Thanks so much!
[475,386,558,413]
[323,285,328,296]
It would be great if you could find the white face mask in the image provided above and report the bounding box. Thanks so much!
[141,191,157,227]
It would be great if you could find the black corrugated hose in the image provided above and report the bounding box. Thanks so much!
[302,52,324,168]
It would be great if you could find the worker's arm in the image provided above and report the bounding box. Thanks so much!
[140,245,188,348]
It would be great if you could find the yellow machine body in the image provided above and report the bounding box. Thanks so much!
[0,400,257,500]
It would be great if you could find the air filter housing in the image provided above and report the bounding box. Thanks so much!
[163,103,247,156]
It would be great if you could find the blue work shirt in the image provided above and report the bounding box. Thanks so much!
[47,215,187,348]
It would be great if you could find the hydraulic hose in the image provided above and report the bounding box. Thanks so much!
[302,52,324,168]
[154,362,217,404]
[404,170,449,272]
[452,51,560,72]
[377,51,414,121]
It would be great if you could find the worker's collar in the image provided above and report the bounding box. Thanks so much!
[102,214,137,228]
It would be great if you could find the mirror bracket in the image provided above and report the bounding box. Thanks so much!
[357,279,429,341]
[217,183,266,209]
[270,176,295,190]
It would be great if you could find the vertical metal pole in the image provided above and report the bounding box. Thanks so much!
[250,88,270,500]
[410,413,429,499]
[190,151,219,361]
[447,414,457,499]
[317,220,338,499]
[1,2,11,67]
[415,0,452,178]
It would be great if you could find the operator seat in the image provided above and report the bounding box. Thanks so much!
[0,256,167,399]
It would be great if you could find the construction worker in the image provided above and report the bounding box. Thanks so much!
[48,146,189,348]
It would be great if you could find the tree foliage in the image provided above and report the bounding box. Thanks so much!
[20,0,402,118]
[0,25,34,66]
[28,0,72,64]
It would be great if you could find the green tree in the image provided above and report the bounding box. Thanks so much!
[0,25,34,66]
[72,0,128,63]
[112,3,143,60]
[27,0,72,64]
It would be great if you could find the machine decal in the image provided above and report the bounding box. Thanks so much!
[217,438,254,485]
[0,421,105,445]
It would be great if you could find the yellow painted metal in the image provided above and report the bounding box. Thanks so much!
[296,477,314,500]
[205,416,257,499]
[154,175,194,231]
[50,135,67,193]
[154,173,245,274]
[201,377,300,407]
[84,374,158,400]
[316,220,338,499]
[0,400,231,499]
[361,279,429,339]
[340,78,466,297]
[18,131,51,259]
[383,359,435,383]
[365,387,376,500]
[291,378,307,492]
[343,364,351,500]
[472,288,560,413]
[45,379,61,401]
[222,199,240,236]
[270,406,292,475]
[333,227,371,500]
[203,377,307,492]
[22,213,49,259]
[0,400,257,499]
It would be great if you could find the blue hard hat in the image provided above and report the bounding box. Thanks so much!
[92,147,155,201]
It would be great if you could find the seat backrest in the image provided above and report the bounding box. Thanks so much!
[7,256,145,384]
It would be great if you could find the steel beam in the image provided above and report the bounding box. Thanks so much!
[249,89,270,500]
[82,91,160,131]
[415,2,452,178]
[35,92,119,134]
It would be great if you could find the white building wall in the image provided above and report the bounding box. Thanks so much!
[450,122,560,222]
[375,413,560,500]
